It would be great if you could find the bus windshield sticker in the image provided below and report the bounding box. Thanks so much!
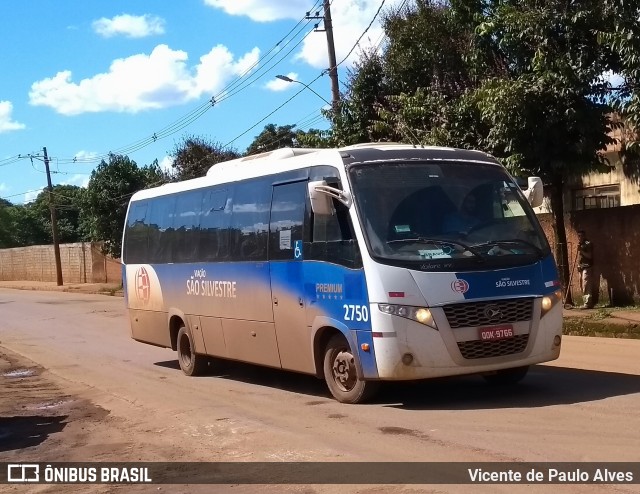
[419,249,452,259]
[279,229,291,250]
[394,224,411,233]
[294,240,303,260]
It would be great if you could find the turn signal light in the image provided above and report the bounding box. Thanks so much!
[541,289,563,318]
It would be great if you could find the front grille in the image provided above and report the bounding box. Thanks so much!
[443,298,534,329]
[458,334,529,359]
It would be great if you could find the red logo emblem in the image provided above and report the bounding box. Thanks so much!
[451,279,469,294]
[135,267,151,304]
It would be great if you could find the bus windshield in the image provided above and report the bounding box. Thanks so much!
[348,160,550,271]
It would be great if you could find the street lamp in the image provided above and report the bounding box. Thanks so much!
[275,75,331,106]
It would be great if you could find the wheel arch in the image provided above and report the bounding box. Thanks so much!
[311,317,363,380]
[168,308,188,351]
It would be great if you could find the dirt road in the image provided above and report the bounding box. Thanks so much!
[1,288,639,493]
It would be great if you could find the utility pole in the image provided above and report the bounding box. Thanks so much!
[43,147,63,286]
[323,0,340,110]
[307,1,340,110]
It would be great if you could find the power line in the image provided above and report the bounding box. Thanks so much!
[223,72,325,148]
[52,2,324,166]
[335,0,387,69]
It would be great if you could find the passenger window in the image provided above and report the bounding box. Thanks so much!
[230,179,270,261]
[200,188,230,262]
[147,196,176,264]
[124,202,148,264]
[173,191,203,263]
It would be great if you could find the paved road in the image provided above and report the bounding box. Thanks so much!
[0,288,639,494]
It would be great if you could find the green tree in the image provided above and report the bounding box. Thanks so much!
[295,128,334,148]
[246,124,297,155]
[1,201,49,247]
[0,198,15,248]
[84,154,164,257]
[28,185,89,244]
[168,135,240,181]
[331,51,389,145]
[338,0,640,293]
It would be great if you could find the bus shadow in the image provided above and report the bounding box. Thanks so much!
[380,365,640,410]
[154,360,640,409]
[154,359,329,397]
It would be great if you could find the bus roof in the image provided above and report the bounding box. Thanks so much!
[129,143,499,202]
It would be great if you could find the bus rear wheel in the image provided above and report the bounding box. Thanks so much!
[483,365,529,385]
[177,325,208,376]
[323,335,379,404]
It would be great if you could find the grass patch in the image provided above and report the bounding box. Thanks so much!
[98,284,123,297]
[563,319,640,339]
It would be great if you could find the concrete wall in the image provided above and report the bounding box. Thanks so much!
[0,242,121,284]
[538,204,640,306]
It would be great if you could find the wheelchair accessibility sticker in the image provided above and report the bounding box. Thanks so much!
[294,240,303,260]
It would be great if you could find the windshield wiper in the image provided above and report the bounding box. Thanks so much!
[471,239,543,255]
[387,237,481,257]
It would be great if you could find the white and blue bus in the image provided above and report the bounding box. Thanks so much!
[122,144,563,403]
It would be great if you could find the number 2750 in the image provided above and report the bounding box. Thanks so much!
[343,304,369,322]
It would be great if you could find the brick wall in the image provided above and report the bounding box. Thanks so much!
[0,242,121,284]
[538,204,640,306]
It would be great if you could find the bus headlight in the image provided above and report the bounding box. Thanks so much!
[541,289,563,318]
[378,304,438,330]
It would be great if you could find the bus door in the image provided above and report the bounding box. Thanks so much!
[269,181,314,374]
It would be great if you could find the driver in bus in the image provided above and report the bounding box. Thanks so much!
[443,192,482,235]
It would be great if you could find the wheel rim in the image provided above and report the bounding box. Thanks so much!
[179,333,192,368]
[331,348,357,392]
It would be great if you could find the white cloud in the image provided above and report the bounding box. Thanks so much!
[62,174,90,188]
[0,183,7,193]
[265,72,299,91]
[205,0,403,70]
[28,44,261,115]
[203,0,310,22]
[93,14,166,38]
[159,155,174,172]
[295,0,398,70]
[24,189,44,204]
[73,150,99,163]
[0,101,26,133]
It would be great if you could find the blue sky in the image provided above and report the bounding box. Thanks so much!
[0,0,402,204]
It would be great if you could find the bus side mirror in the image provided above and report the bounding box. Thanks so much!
[308,180,352,215]
[522,177,543,208]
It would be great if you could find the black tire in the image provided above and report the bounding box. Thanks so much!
[323,334,379,404]
[483,365,529,385]
[177,325,208,376]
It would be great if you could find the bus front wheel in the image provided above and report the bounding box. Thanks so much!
[177,325,208,376]
[323,335,379,404]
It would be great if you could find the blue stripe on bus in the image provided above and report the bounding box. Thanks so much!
[456,254,559,300]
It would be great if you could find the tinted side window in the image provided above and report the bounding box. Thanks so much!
[229,179,270,261]
[269,181,307,261]
[173,190,203,263]
[124,201,148,263]
[309,199,361,268]
[148,195,176,264]
[199,188,230,262]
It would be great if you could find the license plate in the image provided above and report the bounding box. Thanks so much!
[479,324,514,341]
